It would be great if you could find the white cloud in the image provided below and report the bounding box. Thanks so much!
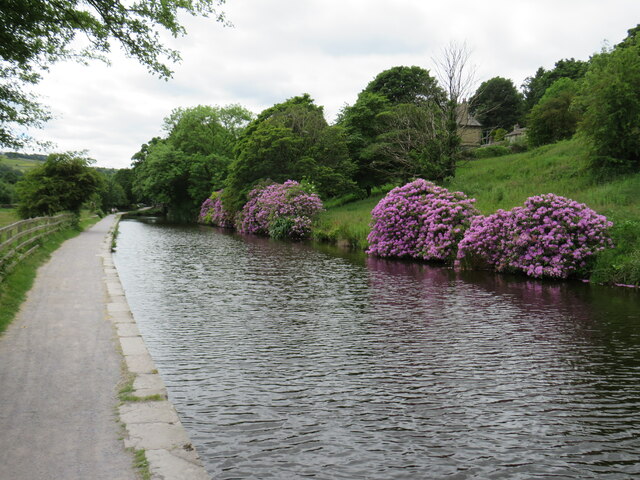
[19,0,640,169]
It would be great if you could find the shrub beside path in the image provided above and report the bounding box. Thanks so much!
[0,215,209,479]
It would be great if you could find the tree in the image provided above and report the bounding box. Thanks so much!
[616,24,639,49]
[576,42,640,169]
[224,95,357,210]
[337,92,390,195]
[522,58,589,112]
[132,104,253,220]
[470,77,524,136]
[132,140,192,218]
[363,65,445,106]
[527,78,580,147]
[433,42,475,178]
[365,102,447,182]
[113,168,136,206]
[0,0,228,148]
[15,152,102,217]
[96,174,128,212]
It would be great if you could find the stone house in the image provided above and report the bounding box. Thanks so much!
[505,124,527,143]
[456,102,482,147]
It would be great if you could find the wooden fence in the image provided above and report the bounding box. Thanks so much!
[0,214,74,280]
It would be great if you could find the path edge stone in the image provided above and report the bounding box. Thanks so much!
[101,215,211,480]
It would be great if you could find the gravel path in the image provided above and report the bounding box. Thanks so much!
[0,215,137,480]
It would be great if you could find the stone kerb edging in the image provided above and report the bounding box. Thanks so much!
[101,215,211,480]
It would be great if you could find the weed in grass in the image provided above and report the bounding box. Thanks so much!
[129,448,151,480]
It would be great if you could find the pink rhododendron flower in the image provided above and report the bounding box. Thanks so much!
[237,180,324,240]
[367,179,478,262]
[457,193,614,279]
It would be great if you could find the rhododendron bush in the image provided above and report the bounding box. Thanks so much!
[457,193,614,279]
[237,180,324,240]
[198,190,234,228]
[367,179,478,262]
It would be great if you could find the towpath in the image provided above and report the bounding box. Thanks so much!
[0,215,136,479]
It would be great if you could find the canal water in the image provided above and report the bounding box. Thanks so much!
[113,218,640,479]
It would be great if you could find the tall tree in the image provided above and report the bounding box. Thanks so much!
[363,65,445,105]
[526,78,580,147]
[470,77,524,136]
[522,58,589,111]
[225,94,357,210]
[433,42,475,178]
[576,42,640,170]
[0,0,228,148]
[132,104,252,220]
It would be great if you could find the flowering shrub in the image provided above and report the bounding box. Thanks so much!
[198,190,234,228]
[237,180,324,240]
[367,179,478,262]
[457,193,614,279]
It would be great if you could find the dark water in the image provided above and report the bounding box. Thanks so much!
[113,218,640,479]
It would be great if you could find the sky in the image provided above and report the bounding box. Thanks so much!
[19,0,640,169]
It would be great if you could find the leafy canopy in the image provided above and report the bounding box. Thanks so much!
[0,0,227,148]
[470,76,524,134]
[15,151,103,217]
[527,78,580,147]
[224,94,357,210]
[132,104,253,221]
[577,41,640,169]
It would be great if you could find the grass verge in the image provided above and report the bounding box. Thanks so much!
[0,214,100,334]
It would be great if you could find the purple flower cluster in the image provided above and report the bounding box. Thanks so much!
[198,190,234,228]
[237,180,324,240]
[457,193,614,278]
[367,179,478,261]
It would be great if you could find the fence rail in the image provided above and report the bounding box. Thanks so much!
[0,214,74,280]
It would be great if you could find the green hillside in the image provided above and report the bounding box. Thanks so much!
[315,138,640,286]
[0,153,46,173]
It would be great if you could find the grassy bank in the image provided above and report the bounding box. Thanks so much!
[0,214,100,334]
[0,208,19,227]
[314,138,640,285]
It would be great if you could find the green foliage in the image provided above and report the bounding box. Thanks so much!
[576,42,640,170]
[527,78,580,147]
[522,58,589,112]
[337,91,391,194]
[470,76,524,134]
[15,152,103,218]
[0,181,14,203]
[338,66,455,191]
[224,94,357,211]
[492,128,507,143]
[97,175,128,211]
[590,220,640,286]
[364,102,449,182]
[113,168,136,206]
[363,65,446,105]
[133,104,253,220]
[0,0,227,148]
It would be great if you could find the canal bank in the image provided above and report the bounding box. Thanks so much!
[0,214,209,480]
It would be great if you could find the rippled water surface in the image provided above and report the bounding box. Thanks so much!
[113,219,640,479]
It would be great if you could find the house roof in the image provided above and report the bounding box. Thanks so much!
[456,103,482,127]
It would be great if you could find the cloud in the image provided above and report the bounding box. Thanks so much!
[20,0,640,169]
